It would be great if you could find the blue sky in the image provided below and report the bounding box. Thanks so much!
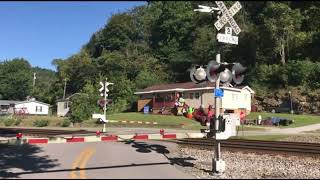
[0,1,146,70]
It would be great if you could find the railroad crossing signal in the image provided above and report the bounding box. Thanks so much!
[190,66,207,84]
[99,79,114,97]
[217,27,239,45]
[193,2,244,175]
[99,82,104,96]
[97,78,114,132]
[214,1,242,35]
[194,5,220,13]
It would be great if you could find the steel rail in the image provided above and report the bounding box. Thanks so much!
[173,138,320,155]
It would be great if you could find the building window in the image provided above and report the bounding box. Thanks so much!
[232,94,238,101]
[195,92,200,99]
[189,93,194,99]
[36,106,42,112]
[64,102,68,109]
[244,94,248,101]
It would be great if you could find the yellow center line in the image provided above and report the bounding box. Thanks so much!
[79,149,96,179]
[70,148,96,179]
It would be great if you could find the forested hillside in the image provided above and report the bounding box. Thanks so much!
[1,1,320,114]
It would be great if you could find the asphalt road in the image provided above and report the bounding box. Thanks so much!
[0,140,194,179]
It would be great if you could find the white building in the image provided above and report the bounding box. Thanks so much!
[135,82,255,114]
[14,100,50,115]
[56,99,70,117]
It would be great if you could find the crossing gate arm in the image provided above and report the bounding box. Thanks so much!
[6,132,207,145]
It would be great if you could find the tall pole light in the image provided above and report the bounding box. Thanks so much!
[63,78,67,100]
[33,72,36,94]
[289,91,293,114]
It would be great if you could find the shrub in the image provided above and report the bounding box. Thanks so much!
[33,119,49,127]
[14,118,22,126]
[4,118,15,127]
[61,119,71,127]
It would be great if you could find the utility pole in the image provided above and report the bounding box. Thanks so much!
[63,78,67,99]
[33,72,36,94]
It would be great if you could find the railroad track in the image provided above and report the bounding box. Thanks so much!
[172,138,320,155]
[0,128,96,137]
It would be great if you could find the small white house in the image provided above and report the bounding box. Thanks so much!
[14,100,50,115]
[135,82,255,114]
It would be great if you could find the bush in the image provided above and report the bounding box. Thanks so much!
[33,119,49,127]
[14,118,22,126]
[4,118,15,127]
[61,119,71,127]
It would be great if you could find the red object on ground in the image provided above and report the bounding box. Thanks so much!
[133,134,149,140]
[28,138,48,144]
[16,133,23,140]
[160,129,164,135]
[186,113,193,119]
[162,134,176,139]
[96,131,101,136]
[66,137,85,143]
[101,135,118,141]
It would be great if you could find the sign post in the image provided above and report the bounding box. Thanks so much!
[194,1,242,175]
[98,78,113,133]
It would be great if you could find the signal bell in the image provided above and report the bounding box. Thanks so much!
[232,63,246,84]
[206,61,232,84]
[206,61,220,83]
[190,66,207,84]
[206,61,246,85]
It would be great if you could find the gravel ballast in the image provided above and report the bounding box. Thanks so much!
[177,146,320,179]
[279,135,320,144]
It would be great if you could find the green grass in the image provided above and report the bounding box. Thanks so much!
[0,113,267,131]
[247,112,320,128]
[236,125,268,131]
[232,135,289,141]
[4,112,319,130]
[0,115,66,128]
[107,112,200,129]
[107,113,269,130]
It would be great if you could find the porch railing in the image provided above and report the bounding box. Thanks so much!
[153,101,175,109]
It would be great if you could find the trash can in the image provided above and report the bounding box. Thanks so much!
[144,106,149,114]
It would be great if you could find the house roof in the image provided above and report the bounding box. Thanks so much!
[56,93,79,102]
[0,100,21,106]
[15,100,50,106]
[134,82,255,95]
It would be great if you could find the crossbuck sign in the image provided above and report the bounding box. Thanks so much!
[214,1,242,35]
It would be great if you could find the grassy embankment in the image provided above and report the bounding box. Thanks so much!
[0,112,319,131]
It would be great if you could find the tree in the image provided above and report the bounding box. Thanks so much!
[259,2,303,64]
[69,81,100,123]
[31,67,57,104]
[0,58,32,100]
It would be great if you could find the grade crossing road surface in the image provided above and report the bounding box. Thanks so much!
[0,141,193,179]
